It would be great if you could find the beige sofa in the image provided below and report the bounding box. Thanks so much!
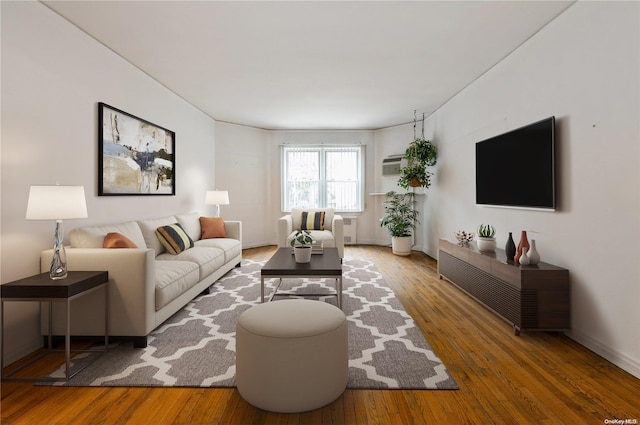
[40,212,242,347]
[277,208,344,258]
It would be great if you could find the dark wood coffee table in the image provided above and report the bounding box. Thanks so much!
[260,248,343,308]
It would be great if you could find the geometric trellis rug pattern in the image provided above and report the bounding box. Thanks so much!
[47,258,458,390]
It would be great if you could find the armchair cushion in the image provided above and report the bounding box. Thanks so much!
[291,208,334,231]
[301,211,325,231]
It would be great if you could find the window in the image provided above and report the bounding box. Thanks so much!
[282,145,364,212]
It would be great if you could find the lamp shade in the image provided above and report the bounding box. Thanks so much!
[26,185,88,220]
[205,190,229,205]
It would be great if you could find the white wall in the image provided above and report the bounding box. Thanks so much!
[214,122,271,248]
[424,2,640,377]
[1,2,217,364]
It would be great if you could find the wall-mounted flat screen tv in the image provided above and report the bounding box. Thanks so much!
[476,116,556,210]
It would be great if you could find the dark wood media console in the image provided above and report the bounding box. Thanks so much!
[438,239,570,335]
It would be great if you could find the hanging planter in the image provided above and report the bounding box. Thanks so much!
[398,112,437,190]
[410,176,422,188]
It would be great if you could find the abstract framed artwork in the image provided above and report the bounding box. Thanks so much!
[98,102,175,196]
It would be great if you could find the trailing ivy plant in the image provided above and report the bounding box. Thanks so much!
[379,191,419,237]
[398,137,437,190]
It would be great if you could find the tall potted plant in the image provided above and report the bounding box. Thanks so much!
[379,191,419,256]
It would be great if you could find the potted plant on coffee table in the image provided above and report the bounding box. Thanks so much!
[290,230,314,263]
[380,191,419,256]
[476,224,496,252]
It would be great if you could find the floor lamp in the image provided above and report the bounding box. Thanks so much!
[26,185,88,280]
[205,190,229,217]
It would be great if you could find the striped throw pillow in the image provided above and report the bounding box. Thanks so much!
[156,223,194,255]
[301,211,325,231]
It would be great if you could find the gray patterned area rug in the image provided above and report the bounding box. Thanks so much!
[47,258,458,389]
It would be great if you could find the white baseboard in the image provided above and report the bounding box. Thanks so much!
[568,329,640,379]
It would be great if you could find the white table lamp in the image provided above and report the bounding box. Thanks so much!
[26,185,88,280]
[205,190,229,217]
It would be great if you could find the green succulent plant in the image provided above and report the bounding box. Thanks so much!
[477,224,496,238]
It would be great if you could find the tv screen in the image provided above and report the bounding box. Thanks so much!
[476,116,555,210]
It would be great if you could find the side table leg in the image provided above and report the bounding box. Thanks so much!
[65,299,71,380]
[104,284,109,348]
[337,277,343,309]
[48,301,53,350]
[261,276,265,303]
[1,301,4,376]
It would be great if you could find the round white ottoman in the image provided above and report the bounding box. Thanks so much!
[236,299,348,413]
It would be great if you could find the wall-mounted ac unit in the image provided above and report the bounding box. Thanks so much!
[343,217,357,245]
[382,155,404,176]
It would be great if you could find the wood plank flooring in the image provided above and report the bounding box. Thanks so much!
[2,245,638,424]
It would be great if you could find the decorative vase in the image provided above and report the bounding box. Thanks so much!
[515,231,530,264]
[519,247,531,265]
[527,239,540,265]
[293,246,312,263]
[477,237,496,252]
[505,232,516,261]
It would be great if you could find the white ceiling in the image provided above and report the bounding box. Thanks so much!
[44,1,574,130]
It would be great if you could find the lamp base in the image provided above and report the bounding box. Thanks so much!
[50,220,68,280]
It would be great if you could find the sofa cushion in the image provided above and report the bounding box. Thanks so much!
[155,260,200,311]
[157,246,225,280]
[200,217,227,239]
[70,221,146,249]
[301,211,325,231]
[291,208,334,231]
[156,223,194,255]
[138,216,177,255]
[194,238,241,264]
[103,232,138,248]
[176,212,201,242]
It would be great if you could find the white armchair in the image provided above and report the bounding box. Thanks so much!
[278,208,344,258]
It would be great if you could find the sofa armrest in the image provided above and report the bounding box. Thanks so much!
[332,215,345,258]
[224,220,242,242]
[277,215,294,248]
[41,247,156,337]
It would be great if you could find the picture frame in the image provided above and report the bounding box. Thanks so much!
[98,102,175,196]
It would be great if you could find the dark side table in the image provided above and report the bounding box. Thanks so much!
[1,270,109,381]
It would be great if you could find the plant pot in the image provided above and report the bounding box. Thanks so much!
[391,236,412,256]
[409,177,422,187]
[477,237,496,252]
[293,245,312,263]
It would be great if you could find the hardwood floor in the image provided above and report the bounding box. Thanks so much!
[2,245,638,424]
